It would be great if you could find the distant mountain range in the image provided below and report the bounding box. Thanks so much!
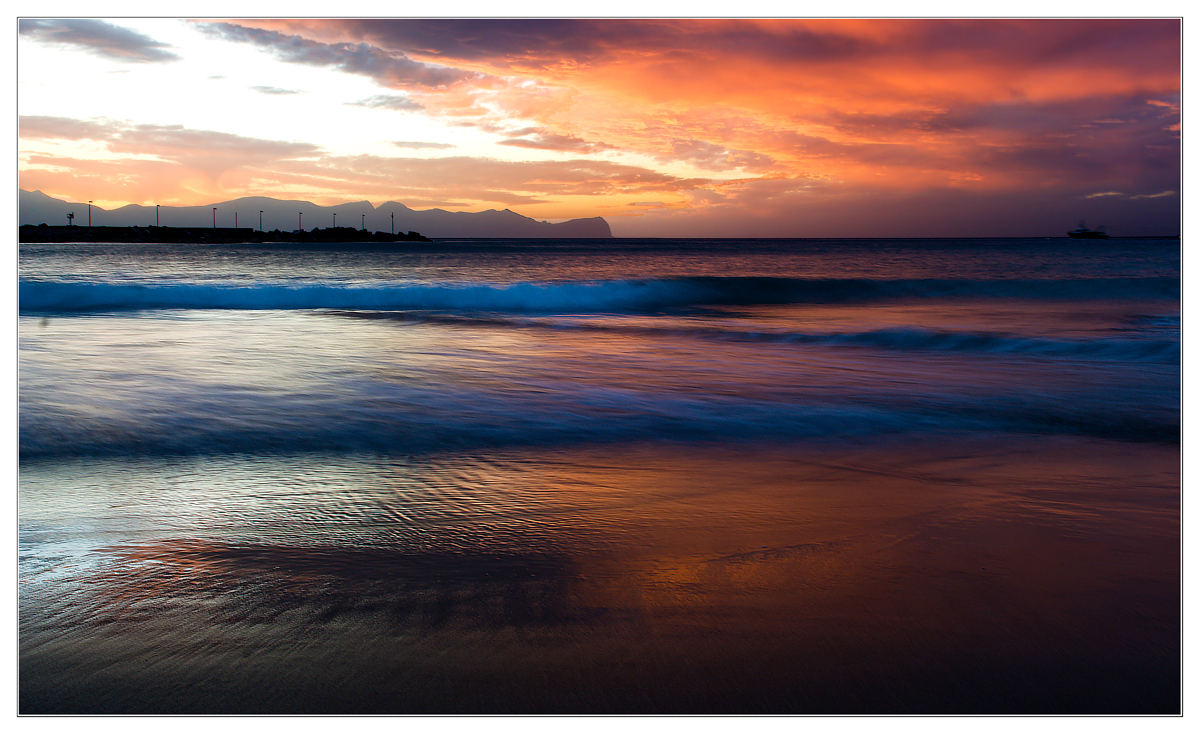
[18,190,612,239]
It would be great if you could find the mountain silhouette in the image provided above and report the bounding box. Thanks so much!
[18,190,612,238]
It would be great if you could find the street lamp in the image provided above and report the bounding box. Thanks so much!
[391,212,394,235]
[213,208,217,228]
[299,212,302,230]
[156,204,159,226]
[259,211,263,232]
[88,201,92,227]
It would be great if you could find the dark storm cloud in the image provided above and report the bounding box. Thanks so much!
[19,19,181,63]
[291,19,653,68]
[270,18,873,70]
[908,94,1180,137]
[196,22,478,89]
[249,19,1178,84]
[971,98,1180,186]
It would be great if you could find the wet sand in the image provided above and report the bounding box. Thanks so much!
[18,435,1179,714]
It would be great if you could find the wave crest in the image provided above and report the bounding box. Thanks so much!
[19,276,1178,314]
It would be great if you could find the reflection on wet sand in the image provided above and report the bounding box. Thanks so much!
[19,437,1179,713]
[100,541,585,630]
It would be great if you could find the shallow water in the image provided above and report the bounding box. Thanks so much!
[18,238,1180,713]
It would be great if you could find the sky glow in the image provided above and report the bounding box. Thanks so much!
[16,14,1182,236]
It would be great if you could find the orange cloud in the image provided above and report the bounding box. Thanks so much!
[191,19,1180,184]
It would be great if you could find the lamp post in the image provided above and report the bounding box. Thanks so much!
[391,212,394,235]
[156,205,159,226]
[259,211,263,232]
[299,212,302,231]
[88,201,92,227]
[213,208,217,228]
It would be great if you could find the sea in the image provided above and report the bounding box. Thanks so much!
[17,237,1181,714]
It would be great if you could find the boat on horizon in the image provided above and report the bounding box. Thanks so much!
[1067,221,1109,239]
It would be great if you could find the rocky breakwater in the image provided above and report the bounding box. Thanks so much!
[20,225,431,245]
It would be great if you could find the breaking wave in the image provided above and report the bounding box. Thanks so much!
[19,275,1179,314]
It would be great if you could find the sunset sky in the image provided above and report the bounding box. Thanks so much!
[16,13,1182,237]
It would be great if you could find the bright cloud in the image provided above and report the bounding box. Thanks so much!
[391,141,456,150]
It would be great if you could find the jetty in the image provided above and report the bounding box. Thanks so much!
[19,224,431,245]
